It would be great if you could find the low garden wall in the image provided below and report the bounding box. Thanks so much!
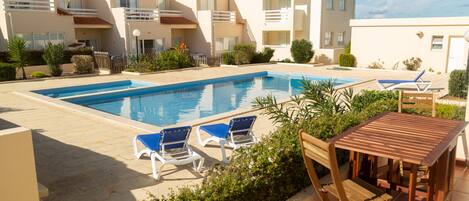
[16,63,75,79]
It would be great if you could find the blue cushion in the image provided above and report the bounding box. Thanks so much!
[378,80,413,84]
[161,126,191,149]
[136,133,162,151]
[200,123,230,139]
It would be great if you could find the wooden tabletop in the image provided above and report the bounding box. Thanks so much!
[331,112,467,166]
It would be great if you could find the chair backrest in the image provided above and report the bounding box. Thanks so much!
[413,70,426,82]
[160,126,192,151]
[228,116,257,136]
[299,131,349,201]
[398,91,436,117]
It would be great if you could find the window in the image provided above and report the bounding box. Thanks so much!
[337,32,344,46]
[324,32,333,46]
[263,31,290,46]
[199,0,215,10]
[116,0,138,8]
[339,0,345,10]
[326,0,333,10]
[138,39,165,54]
[16,32,65,49]
[263,0,291,10]
[431,36,443,50]
[215,37,238,53]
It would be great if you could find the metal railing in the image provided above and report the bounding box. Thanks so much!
[212,10,236,23]
[61,7,97,16]
[124,8,159,21]
[264,9,290,23]
[3,0,54,12]
[159,9,182,17]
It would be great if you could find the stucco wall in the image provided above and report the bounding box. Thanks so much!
[351,17,469,73]
[319,0,354,49]
[0,127,39,201]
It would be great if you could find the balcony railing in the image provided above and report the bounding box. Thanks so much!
[62,8,97,16]
[159,10,182,17]
[2,0,54,12]
[125,8,159,21]
[212,11,236,23]
[265,9,289,23]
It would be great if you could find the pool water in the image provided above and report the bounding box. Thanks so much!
[63,72,354,126]
[34,80,154,98]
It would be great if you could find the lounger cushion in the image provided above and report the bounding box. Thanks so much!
[200,123,230,139]
[378,80,413,84]
[137,133,162,151]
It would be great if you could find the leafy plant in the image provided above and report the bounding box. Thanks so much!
[7,37,28,79]
[221,52,235,65]
[403,57,422,71]
[281,58,293,63]
[155,49,193,71]
[252,47,275,63]
[71,55,94,74]
[290,39,314,63]
[448,70,467,98]
[125,60,154,73]
[368,60,384,69]
[344,42,351,54]
[42,43,64,77]
[31,71,47,78]
[0,63,16,81]
[232,44,256,65]
[339,54,356,67]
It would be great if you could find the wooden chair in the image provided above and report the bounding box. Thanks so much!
[299,131,393,201]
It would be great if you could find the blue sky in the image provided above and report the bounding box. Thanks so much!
[355,0,469,19]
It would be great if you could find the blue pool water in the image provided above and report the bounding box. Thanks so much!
[34,80,154,98]
[58,72,354,127]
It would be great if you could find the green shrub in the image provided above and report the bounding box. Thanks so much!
[448,70,467,98]
[71,55,94,74]
[252,47,275,63]
[159,82,398,201]
[403,104,465,121]
[221,52,235,65]
[403,57,422,71]
[31,71,47,78]
[0,48,93,66]
[281,58,293,63]
[156,49,193,71]
[232,44,256,65]
[8,37,28,79]
[0,63,16,81]
[43,43,64,77]
[344,42,351,54]
[290,39,314,63]
[339,54,356,67]
[125,60,154,73]
[351,90,399,111]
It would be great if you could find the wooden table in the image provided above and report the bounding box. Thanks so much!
[331,112,467,201]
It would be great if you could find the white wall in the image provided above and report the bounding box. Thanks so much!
[351,17,469,73]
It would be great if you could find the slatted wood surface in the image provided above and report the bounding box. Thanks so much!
[331,112,466,166]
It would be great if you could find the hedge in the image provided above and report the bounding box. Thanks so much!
[158,90,399,201]
[0,48,93,66]
[448,70,467,98]
[0,63,16,81]
[291,39,314,64]
[339,54,356,67]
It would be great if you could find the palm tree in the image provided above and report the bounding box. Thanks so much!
[8,37,28,79]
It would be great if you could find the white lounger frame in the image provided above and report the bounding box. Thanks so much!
[132,137,204,180]
[379,78,432,92]
[196,126,258,163]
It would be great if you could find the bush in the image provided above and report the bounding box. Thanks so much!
[155,49,193,71]
[344,42,351,54]
[31,71,47,78]
[71,55,94,74]
[8,37,28,79]
[290,39,314,63]
[0,63,16,81]
[252,47,275,63]
[159,82,398,201]
[403,57,422,71]
[339,54,356,67]
[0,48,93,66]
[368,60,384,69]
[281,58,293,63]
[125,60,154,73]
[232,44,256,65]
[221,52,235,65]
[448,70,467,98]
[43,43,64,77]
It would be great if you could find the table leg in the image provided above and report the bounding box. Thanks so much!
[448,146,457,192]
[387,159,395,192]
[350,151,360,179]
[427,164,437,201]
[408,164,418,201]
[436,150,450,201]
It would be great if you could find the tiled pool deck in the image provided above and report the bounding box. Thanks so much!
[0,64,450,201]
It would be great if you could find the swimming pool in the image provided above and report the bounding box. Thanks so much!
[39,72,354,127]
[34,80,154,98]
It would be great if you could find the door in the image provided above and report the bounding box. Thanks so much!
[447,37,465,72]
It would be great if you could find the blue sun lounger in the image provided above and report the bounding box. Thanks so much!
[133,126,204,180]
[197,116,257,163]
[378,70,432,92]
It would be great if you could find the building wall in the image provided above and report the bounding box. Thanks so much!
[351,17,469,73]
[0,127,39,201]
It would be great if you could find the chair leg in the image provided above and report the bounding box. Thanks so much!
[220,140,229,163]
[196,157,205,172]
[150,153,160,180]
[461,132,469,167]
[196,126,213,147]
[133,136,146,159]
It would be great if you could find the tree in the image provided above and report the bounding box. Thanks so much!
[8,37,28,79]
[290,39,314,63]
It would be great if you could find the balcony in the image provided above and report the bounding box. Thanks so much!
[2,0,55,12]
[159,9,182,17]
[212,10,236,23]
[264,9,289,23]
[124,8,159,21]
[60,8,97,16]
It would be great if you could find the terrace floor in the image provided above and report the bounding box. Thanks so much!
[0,64,455,201]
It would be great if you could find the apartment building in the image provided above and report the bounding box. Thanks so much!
[0,0,354,63]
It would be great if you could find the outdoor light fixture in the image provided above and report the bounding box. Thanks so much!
[132,29,141,60]
[416,31,424,38]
